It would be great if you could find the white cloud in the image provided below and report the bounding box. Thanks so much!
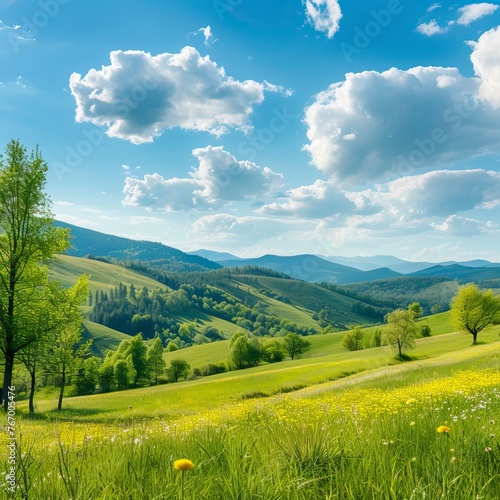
[0,19,33,48]
[189,25,217,47]
[370,169,500,218]
[70,47,284,144]
[434,214,489,236]
[258,179,355,218]
[123,146,283,212]
[428,3,441,12]
[303,52,500,185]
[457,3,499,26]
[416,20,449,36]
[470,25,500,109]
[188,213,307,244]
[304,0,342,38]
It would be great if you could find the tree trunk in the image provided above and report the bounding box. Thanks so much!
[29,369,36,414]
[472,332,478,344]
[1,350,15,411]
[398,342,402,357]
[58,365,66,411]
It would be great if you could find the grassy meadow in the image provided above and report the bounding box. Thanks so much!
[1,317,500,499]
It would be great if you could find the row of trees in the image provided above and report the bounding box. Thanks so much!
[342,287,500,358]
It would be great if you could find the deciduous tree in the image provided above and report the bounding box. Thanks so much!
[384,309,418,357]
[0,140,70,410]
[450,283,500,344]
[283,332,310,360]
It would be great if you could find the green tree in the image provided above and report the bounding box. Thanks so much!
[43,275,90,410]
[261,339,285,363]
[147,337,166,385]
[75,356,101,396]
[229,332,249,370]
[420,325,432,338]
[166,358,190,382]
[283,332,310,360]
[342,326,364,351]
[408,302,423,319]
[450,283,500,344]
[0,140,70,410]
[431,304,442,315]
[125,334,149,386]
[384,309,418,357]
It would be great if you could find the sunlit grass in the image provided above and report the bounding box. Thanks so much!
[2,341,499,499]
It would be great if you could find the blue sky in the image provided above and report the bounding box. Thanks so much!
[2,0,500,261]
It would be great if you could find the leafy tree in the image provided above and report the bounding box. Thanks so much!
[75,356,101,396]
[371,328,382,347]
[125,334,149,386]
[98,357,115,392]
[431,304,442,315]
[166,342,179,352]
[408,302,423,319]
[147,337,166,385]
[420,325,432,338]
[166,358,190,382]
[41,275,90,410]
[0,140,70,410]
[384,309,418,357]
[283,332,310,360]
[342,326,364,351]
[261,339,285,363]
[114,359,131,390]
[229,333,249,370]
[450,283,500,344]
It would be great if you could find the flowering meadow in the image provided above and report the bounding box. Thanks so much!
[1,343,500,498]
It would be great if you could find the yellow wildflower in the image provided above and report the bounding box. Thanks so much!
[174,459,194,471]
[437,426,451,434]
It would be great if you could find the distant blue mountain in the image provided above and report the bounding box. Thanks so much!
[187,249,242,262]
[220,254,401,284]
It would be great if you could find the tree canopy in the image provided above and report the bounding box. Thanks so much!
[0,140,70,409]
[384,309,418,357]
[450,283,500,344]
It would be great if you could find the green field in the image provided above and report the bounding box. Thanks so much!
[4,328,500,499]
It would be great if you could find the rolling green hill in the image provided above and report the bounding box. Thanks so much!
[51,255,386,354]
[50,254,166,292]
[54,220,220,272]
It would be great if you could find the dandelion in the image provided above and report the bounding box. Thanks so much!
[437,425,451,434]
[174,459,194,471]
[406,399,417,405]
[410,421,415,426]
[174,459,194,500]
[485,447,492,452]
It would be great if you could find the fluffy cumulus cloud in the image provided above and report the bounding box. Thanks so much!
[258,180,355,218]
[303,31,500,186]
[434,214,490,236]
[123,146,283,212]
[370,169,500,218]
[470,26,500,109]
[70,47,284,144]
[188,213,302,244]
[304,0,342,38]
[457,3,499,26]
[262,169,500,241]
